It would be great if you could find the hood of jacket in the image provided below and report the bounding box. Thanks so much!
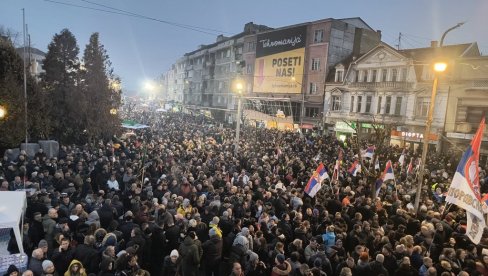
[273,261,292,275]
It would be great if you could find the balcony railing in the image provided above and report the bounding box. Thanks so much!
[349,81,413,89]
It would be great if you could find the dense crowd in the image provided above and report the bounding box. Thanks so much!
[2,110,488,276]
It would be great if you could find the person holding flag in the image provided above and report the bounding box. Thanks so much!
[364,145,375,159]
[348,160,361,177]
[445,117,486,244]
[398,149,406,167]
[375,160,395,197]
[304,163,329,198]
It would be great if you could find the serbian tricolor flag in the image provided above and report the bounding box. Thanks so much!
[332,160,340,181]
[446,117,486,244]
[482,193,488,207]
[348,160,361,177]
[375,178,383,198]
[364,145,375,159]
[382,160,395,182]
[304,163,329,198]
[407,158,414,176]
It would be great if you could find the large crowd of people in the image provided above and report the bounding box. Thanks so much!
[2,110,488,276]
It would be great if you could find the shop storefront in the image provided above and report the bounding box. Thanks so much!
[390,130,439,150]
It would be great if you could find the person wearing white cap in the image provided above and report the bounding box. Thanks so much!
[162,249,179,276]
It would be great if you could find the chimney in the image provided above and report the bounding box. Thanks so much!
[376,30,382,39]
[431,41,438,48]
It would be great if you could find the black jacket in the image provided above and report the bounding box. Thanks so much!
[73,244,100,274]
[202,236,223,266]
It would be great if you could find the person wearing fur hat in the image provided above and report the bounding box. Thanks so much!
[4,265,19,276]
[271,254,291,276]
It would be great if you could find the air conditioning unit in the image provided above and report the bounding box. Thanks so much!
[456,123,472,133]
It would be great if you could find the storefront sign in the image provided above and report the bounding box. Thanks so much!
[391,130,438,141]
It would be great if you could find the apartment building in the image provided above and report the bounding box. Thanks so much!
[324,41,480,151]
[161,18,380,129]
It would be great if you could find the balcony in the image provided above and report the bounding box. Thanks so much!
[349,81,413,89]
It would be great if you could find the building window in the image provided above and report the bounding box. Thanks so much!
[377,96,382,114]
[365,96,372,113]
[415,97,430,118]
[306,107,319,117]
[314,29,324,43]
[372,70,377,82]
[381,69,388,82]
[246,64,253,74]
[350,96,355,112]
[309,83,317,94]
[362,70,368,82]
[401,68,407,81]
[385,96,392,114]
[391,69,398,82]
[395,97,402,115]
[335,70,343,82]
[247,41,256,52]
[466,107,488,124]
[354,70,359,82]
[332,96,341,111]
[357,96,362,113]
[311,58,320,71]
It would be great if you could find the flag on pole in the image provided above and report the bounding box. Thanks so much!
[364,145,375,159]
[445,117,486,244]
[348,160,361,177]
[332,160,340,181]
[304,163,329,198]
[382,160,395,182]
[374,158,380,170]
[407,158,414,176]
[375,178,383,198]
[398,149,406,167]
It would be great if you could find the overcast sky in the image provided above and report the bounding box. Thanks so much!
[1,0,487,94]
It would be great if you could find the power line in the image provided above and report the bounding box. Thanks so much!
[79,0,233,35]
[43,0,230,36]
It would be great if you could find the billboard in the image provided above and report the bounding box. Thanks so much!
[253,25,307,94]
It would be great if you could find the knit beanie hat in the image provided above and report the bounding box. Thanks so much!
[38,239,48,248]
[42,260,54,272]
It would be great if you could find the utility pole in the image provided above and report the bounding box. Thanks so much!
[413,22,464,213]
[22,9,28,146]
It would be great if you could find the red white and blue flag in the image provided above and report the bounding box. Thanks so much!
[375,178,383,198]
[446,117,486,244]
[304,163,329,198]
[348,160,361,177]
[407,158,414,176]
[382,160,395,182]
[332,160,340,181]
[363,145,375,159]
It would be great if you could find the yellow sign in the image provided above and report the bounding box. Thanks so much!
[253,48,305,93]
[253,25,307,94]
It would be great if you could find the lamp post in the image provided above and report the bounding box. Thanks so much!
[234,81,243,152]
[292,77,305,137]
[0,105,7,119]
[413,23,463,213]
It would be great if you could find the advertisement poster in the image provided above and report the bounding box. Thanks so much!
[253,25,307,94]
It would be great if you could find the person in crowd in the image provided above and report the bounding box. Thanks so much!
[4,111,487,276]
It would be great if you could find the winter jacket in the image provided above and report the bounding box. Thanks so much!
[178,236,200,276]
[271,261,292,276]
[202,236,223,266]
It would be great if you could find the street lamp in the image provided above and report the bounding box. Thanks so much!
[0,105,6,119]
[292,76,305,136]
[234,81,243,152]
[110,108,117,115]
[413,23,463,213]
